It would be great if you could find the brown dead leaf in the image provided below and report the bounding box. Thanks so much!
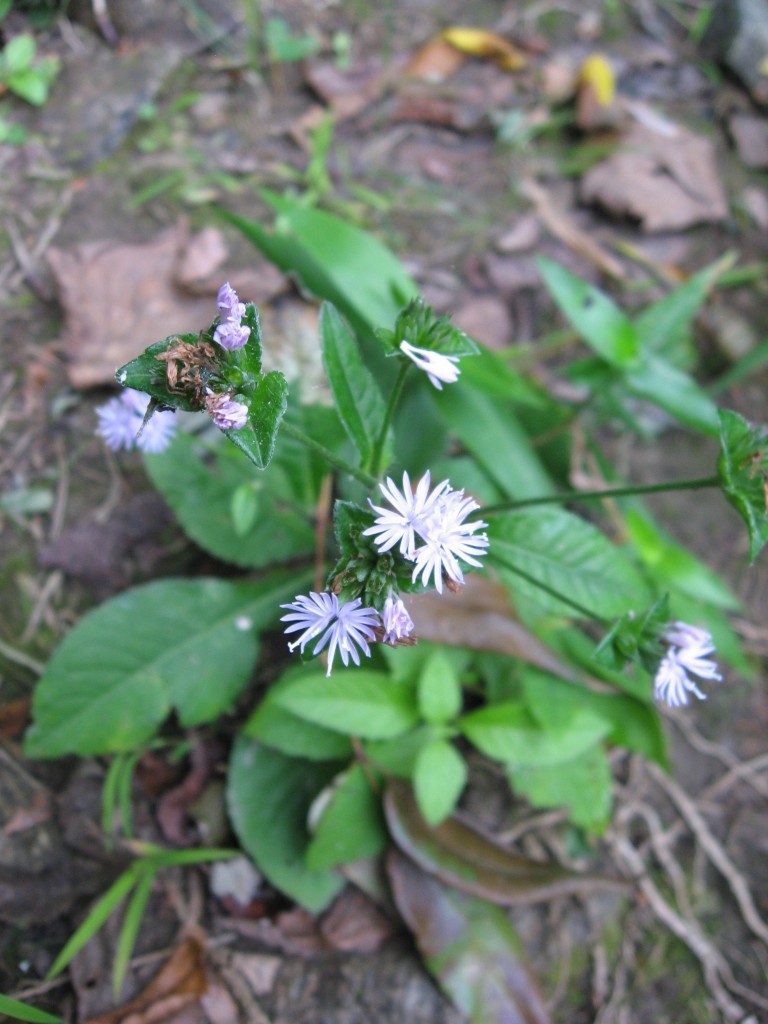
[0,697,30,739]
[520,178,626,280]
[451,295,513,350]
[404,575,573,678]
[304,60,395,121]
[403,37,466,81]
[49,224,286,389]
[85,932,207,1024]
[580,121,728,232]
[157,741,214,846]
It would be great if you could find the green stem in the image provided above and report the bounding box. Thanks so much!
[281,422,377,488]
[481,475,720,517]
[488,554,606,623]
[369,360,409,478]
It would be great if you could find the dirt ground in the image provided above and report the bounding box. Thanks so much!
[1,1,768,1022]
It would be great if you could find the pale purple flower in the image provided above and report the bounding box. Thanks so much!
[280,592,380,676]
[217,281,246,322]
[399,340,461,390]
[653,621,721,708]
[381,594,414,645]
[363,471,451,559]
[206,391,249,431]
[213,319,251,351]
[95,388,176,454]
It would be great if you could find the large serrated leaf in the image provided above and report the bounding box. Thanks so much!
[384,781,625,904]
[227,738,343,911]
[25,573,305,757]
[388,849,551,1024]
[489,508,649,618]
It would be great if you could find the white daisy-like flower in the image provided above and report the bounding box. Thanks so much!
[411,488,489,594]
[653,621,721,707]
[381,594,414,645]
[280,592,380,676]
[363,471,450,559]
[399,340,461,390]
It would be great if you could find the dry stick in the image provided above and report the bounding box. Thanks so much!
[645,762,768,948]
[669,710,768,799]
[608,832,746,1023]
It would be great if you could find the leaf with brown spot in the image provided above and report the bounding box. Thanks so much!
[384,781,627,906]
[387,847,550,1024]
[84,932,207,1024]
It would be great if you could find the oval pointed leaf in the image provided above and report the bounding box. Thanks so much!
[305,763,387,869]
[413,740,467,826]
[25,573,306,757]
[384,781,625,905]
[227,369,288,470]
[275,669,419,738]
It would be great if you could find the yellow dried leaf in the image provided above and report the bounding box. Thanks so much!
[440,27,526,71]
[578,53,615,106]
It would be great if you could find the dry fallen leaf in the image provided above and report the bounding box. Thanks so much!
[403,37,466,81]
[85,932,207,1024]
[729,112,768,169]
[404,574,574,678]
[580,121,728,232]
[49,223,286,389]
[575,53,623,131]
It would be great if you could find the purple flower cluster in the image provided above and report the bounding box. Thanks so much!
[95,388,177,454]
[653,621,721,707]
[205,390,249,431]
[213,281,250,351]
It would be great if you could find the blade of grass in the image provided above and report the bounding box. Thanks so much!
[112,865,155,997]
[0,994,62,1024]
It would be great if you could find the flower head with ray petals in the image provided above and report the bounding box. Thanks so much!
[653,620,721,708]
[363,471,450,559]
[96,388,177,454]
[411,488,489,594]
[399,340,461,390]
[280,592,380,676]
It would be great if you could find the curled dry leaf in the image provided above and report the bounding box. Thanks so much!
[387,847,551,1024]
[405,574,575,679]
[580,122,728,232]
[384,780,627,906]
[85,931,207,1024]
[440,27,527,71]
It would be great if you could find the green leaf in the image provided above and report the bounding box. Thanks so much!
[624,509,740,610]
[460,701,610,767]
[537,257,639,367]
[265,15,320,62]
[243,668,353,761]
[320,303,388,465]
[387,850,551,1024]
[230,483,259,536]
[144,433,315,569]
[115,335,203,411]
[113,865,155,996]
[227,369,288,470]
[435,385,554,500]
[227,738,342,911]
[364,725,433,778]
[8,68,50,105]
[509,745,612,833]
[417,651,462,724]
[489,508,649,619]
[635,257,729,357]
[25,574,304,757]
[624,355,719,436]
[2,34,35,74]
[413,740,467,826]
[717,408,768,563]
[305,764,387,869]
[217,195,418,339]
[274,670,419,738]
[0,994,62,1024]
